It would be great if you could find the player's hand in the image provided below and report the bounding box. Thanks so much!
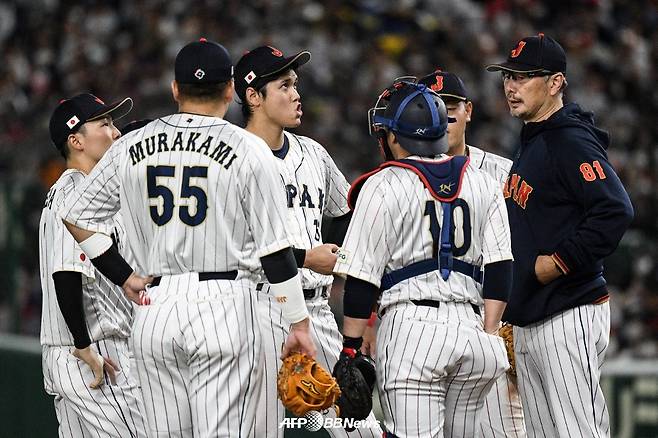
[304,244,339,275]
[535,255,563,285]
[122,272,154,305]
[281,318,317,359]
[73,346,119,389]
[361,324,377,357]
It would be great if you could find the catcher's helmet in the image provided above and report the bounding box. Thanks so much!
[368,80,451,157]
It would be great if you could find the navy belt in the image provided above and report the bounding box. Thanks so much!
[412,299,480,316]
[256,283,329,300]
[381,299,481,317]
[151,271,237,287]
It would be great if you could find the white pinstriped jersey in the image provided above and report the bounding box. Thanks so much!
[334,155,513,308]
[39,169,133,347]
[270,132,350,289]
[468,145,512,186]
[60,114,291,281]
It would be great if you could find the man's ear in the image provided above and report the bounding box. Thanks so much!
[171,80,179,102]
[549,74,566,97]
[67,132,84,152]
[245,85,262,109]
[223,79,234,104]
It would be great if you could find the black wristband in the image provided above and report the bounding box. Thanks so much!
[90,244,133,286]
[292,247,306,268]
[343,336,363,350]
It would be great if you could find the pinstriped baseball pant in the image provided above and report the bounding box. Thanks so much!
[254,286,382,438]
[42,337,147,438]
[514,302,610,438]
[478,371,527,437]
[130,273,263,438]
[377,301,509,438]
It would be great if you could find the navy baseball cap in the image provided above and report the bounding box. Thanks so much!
[418,70,469,101]
[234,46,311,101]
[175,38,233,84]
[49,93,133,149]
[486,33,567,74]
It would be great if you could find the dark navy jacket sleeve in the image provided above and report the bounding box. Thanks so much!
[550,130,634,273]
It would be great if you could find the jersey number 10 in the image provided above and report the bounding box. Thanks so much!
[424,199,472,256]
[147,165,208,226]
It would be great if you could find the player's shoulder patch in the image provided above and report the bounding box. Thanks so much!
[336,248,350,265]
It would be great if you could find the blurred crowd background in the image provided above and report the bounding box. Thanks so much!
[0,0,656,358]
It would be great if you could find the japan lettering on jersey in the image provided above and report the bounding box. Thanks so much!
[40,169,132,346]
[60,114,290,280]
[334,155,513,309]
[272,132,350,289]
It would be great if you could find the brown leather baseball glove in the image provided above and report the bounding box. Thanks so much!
[277,352,341,417]
[499,323,516,377]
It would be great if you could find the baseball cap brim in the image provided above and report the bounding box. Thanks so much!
[485,61,546,73]
[438,93,468,102]
[88,97,134,122]
[261,51,311,78]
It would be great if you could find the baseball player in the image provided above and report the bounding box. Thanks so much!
[334,80,513,438]
[40,93,147,437]
[59,39,316,437]
[235,45,382,437]
[486,34,634,438]
[418,70,526,437]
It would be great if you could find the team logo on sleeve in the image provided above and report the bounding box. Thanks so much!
[336,249,350,264]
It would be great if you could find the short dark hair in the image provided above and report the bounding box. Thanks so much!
[240,83,268,123]
[59,123,88,160]
[240,68,294,123]
[177,81,231,102]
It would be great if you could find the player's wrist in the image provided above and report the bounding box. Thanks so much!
[366,311,377,327]
[550,253,567,275]
[342,335,363,355]
[290,317,310,331]
[74,338,92,350]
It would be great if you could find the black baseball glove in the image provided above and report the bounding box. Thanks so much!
[332,342,376,424]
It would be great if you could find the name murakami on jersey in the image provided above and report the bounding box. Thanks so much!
[128,131,238,169]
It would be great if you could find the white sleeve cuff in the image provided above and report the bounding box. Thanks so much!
[268,274,309,324]
[79,233,113,259]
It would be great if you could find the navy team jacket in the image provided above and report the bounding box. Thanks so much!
[503,103,634,326]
